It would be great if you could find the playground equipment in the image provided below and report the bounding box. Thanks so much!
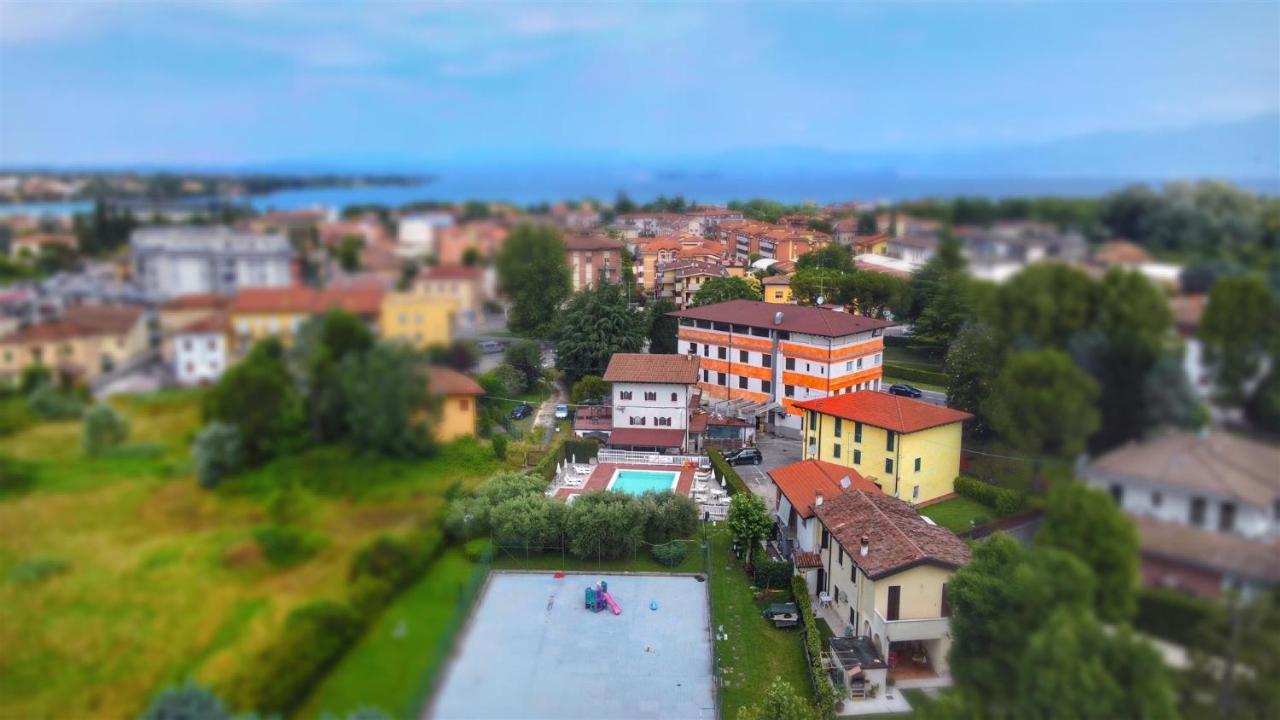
[584,580,622,615]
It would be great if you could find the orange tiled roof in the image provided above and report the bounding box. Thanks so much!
[229,286,383,316]
[603,353,700,384]
[427,366,484,396]
[162,293,228,311]
[769,459,881,519]
[795,391,972,433]
[1,305,143,344]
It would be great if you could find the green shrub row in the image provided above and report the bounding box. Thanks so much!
[1134,587,1223,647]
[955,475,1025,516]
[532,437,568,482]
[651,540,689,567]
[253,525,325,568]
[707,448,751,496]
[753,559,794,590]
[0,454,36,497]
[792,575,836,720]
[882,363,948,387]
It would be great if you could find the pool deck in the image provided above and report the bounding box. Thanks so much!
[554,463,697,501]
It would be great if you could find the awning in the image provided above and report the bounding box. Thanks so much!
[794,551,824,569]
[607,428,686,448]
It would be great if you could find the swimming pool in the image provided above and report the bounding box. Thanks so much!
[607,469,680,495]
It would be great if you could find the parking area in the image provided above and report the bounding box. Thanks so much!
[731,433,803,512]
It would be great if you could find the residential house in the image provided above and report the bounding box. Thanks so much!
[671,300,893,438]
[9,233,77,260]
[852,234,890,256]
[131,226,294,299]
[813,489,971,675]
[564,233,624,292]
[762,274,793,304]
[0,305,148,384]
[959,221,1087,266]
[601,352,701,452]
[633,236,684,292]
[157,293,227,335]
[795,391,972,505]
[428,366,484,442]
[655,260,725,308]
[1084,431,1280,599]
[689,410,755,451]
[380,292,457,349]
[228,286,383,352]
[885,234,937,265]
[415,265,485,325]
[832,218,859,246]
[683,207,743,236]
[614,212,685,238]
[435,221,509,266]
[397,212,454,259]
[172,312,229,386]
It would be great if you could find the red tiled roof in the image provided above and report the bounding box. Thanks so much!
[762,274,791,286]
[1136,515,1280,582]
[564,233,624,251]
[795,391,972,434]
[422,265,484,281]
[671,299,892,337]
[427,366,483,396]
[769,459,881,519]
[795,551,824,569]
[175,312,228,335]
[229,286,383,316]
[1,305,143,344]
[161,293,228,311]
[603,353,700,384]
[814,489,971,579]
[608,428,686,448]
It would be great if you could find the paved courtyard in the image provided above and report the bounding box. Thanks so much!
[430,572,715,720]
[736,433,805,512]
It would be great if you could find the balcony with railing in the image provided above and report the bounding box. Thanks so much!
[869,609,950,644]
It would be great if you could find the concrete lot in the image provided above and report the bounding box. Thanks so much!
[431,572,715,720]
[734,433,805,513]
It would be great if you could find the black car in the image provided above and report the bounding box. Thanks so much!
[510,403,533,420]
[723,447,763,466]
[888,383,923,399]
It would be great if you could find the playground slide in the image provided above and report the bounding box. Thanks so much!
[601,591,622,615]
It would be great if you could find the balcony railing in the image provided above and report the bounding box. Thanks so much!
[870,609,951,643]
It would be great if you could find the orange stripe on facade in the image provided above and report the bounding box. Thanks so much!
[677,328,773,352]
[780,338,883,363]
[827,367,884,391]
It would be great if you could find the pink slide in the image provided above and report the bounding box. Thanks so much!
[601,591,622,615]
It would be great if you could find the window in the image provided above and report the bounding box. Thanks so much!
[1152,491,1163,508]
[762,354,772,368]
[912,484,920,499]
[1190,497,1207,526]
[854,422,863,442]
[821,528,829,549]
[785,357,795,371]
[850,563,856,582]
[887,585,901,620]
[834,418,843,436]
[1110,484,1124,504]
[688,342,698,355]
[833,443,841,459]
[718,347,727,360]
[644,391,657,401]
[838,547,844,566]
[738,376,748,389]
[670,392,678,401]
[183,339,193,351]
[717,372,726,386]
[762,381,772,393]
[853,449,861,465]
[808,410,817,428]
[886,431,895,452]
[702,345,709,357]
[739,350,749,363]
[620,391,633,400]
[702,370,709,382]
[845,361,853,371]
[914,457,922,472]
[941,584,951,617]
[1219,503,1237,532]
[884,458,894,474]
[785,384,794,398]
[459,398,470,411]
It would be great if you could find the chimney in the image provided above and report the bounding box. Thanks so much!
[859,535,870,557]
[815,492,824,507]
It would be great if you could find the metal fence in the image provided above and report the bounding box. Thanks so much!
[597,449,709,467]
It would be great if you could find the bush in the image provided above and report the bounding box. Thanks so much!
[651,540,689,567]
[253,525,324,568]
[140,680,230,720]
[708,448,751,496]
[565,491,647,560]
[641,491,699,545]
[490,494,568,549]
[8,556,69,584]
[792,575,836,719]
[349,535,421,590]
[229,600,363,714]
[82,403,129,456]
[955,475,1025,515]
[0,394,33,435]
[563,438,599,464]
[1134,588,1223,647]
[193,422,243,489]
[491,433,508,460]
[882,363,947,387]
[0,454,36,497]
[347,575,395,622]
[27,384,84,420]
[753,560,794,590]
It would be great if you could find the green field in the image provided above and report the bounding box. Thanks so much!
[0,390,501,719]
[919,496,992,533]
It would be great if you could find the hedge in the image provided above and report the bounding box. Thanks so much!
[707,448,751,496]
[753,559,794,590]
[792,575,836,720]
[955,475,1025,515]
[882,363,947,387]
[1134,588,1223,647]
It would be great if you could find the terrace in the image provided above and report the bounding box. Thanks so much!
[548,450,731,519]
[814,601,949,689]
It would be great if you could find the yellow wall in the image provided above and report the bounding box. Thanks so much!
[380,293,456,349]
[436,394,477,441]
[418,278,480,316]
[765,283,792,304]
[230,311,308,352]
[0,321,149,384]
[802,411,962,504]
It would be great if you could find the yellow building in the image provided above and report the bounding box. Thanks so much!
[796,391,971,505]
[811,489,970,677]
[380,292,457,348]
[762,273,793,304]
[415,265,485,325]
[228,286,383,352]
[0,305,148,385]
[427,366,484,441]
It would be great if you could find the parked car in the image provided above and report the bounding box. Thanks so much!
[510,403,533,420]
[554,404,569,419]
[723,447,763,466]
[888,383,923,399]
[478,340,504,354]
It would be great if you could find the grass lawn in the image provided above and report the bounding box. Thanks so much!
[919,496,993,533]
[884,345,944,372]
[883,376,947,393]
[299,549,480,719]
[491,537,704,574]
[707,528,811,718]
[0,391,502,719]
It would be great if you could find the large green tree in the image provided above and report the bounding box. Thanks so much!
[795,243,855,273]
[292,309,375,443]
[338,344,435,458]
[1035,482,1139,623]
[1199,275,1278,407]
[692,276,761,306]
[504,340,544,393]
[203,339,306,465]
[726,492,772,566]
[906,233,966,322]
[554,283,646,382]
[944,323,1005,437]
[982,349,1100,462]
[989,264,1097,349]
[496,223,572,337]
[645,297,680,354]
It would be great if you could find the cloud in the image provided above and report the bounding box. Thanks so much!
[0,3,114,44]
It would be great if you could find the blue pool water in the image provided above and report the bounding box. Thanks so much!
[609,469,679,495]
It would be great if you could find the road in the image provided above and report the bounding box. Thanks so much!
[919,388,947,406]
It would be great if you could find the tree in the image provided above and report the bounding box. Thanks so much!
[795,243,855,273]
[913,270,973,348]
[1035,482,1139,623]
[338,345,434,458]
[293,309,375,443]
[856,211,879,235]
[1142,354,1205,431]
[193,422,243,489]
[614,191,637,215]
[82,403,129,456]
[1200,276,1278,407]
[504,340,544,393]
[736,678,812,720]
[727,492,772,566]
[140,680,230,720]
[944,323,1005,437]
[646,297,679,354]
[640,490,698,545]
[462,199,490,221]
[692,276,761,306]
[564,491,647,560]
[554,283,646,382]
[496,223,571,337]
[571,375,609,404]
[789,268,844,306]
[426,340,479,372]
[203,339,306,465]
[990,264,1097,349]
[906,233,966,322]
[1246,367,1280,433]
[983,350,1099,463]
[335,234,364,272]
[1186,590,1280,720]
[843,271,908,319]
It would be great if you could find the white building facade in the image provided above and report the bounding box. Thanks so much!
[131,227,293,299]
[173,328,227,386]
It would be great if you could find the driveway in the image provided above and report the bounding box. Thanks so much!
[730,432,805,512]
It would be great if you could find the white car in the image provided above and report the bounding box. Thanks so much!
[554,404,569,419]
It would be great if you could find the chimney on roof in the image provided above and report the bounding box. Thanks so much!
[815,492,824,507]
[859,535,870,557]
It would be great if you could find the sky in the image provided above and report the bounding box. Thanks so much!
[0,0,1277,168]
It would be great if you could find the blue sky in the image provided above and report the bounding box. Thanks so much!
[0,1,1277,167]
